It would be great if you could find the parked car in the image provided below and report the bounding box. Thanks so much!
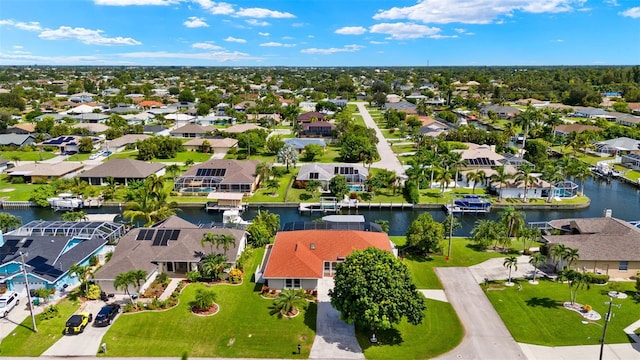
[89,153,99,160]
[103,151,112,156]
[64,312,92,334]
[0,291,20,317]
[93,304,120,327]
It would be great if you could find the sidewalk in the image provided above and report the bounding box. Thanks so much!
[158,278,183,301]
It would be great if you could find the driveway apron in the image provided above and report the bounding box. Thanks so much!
[435,267,527,360]
[309,277,364,359]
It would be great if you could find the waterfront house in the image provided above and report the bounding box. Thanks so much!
[174,159,260,195]
[7,162,84,183]
[593,137,640,156]
[296,163,368,190]
[542,215,640,279]
[554,124,602,138]
[93,216,247,294]
[79,159,165,186]
[260,228,394,290]
[0,220,126,294]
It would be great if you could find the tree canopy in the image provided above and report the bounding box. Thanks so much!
[329,247,426,331]
[405,213,444,255]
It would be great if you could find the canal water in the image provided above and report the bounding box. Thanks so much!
[5,177,640,236]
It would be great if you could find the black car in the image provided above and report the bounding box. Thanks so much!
[93,304,120,327]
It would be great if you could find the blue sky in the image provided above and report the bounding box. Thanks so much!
[0,0,638,66]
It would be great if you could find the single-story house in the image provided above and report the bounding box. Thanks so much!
[260,228,394,290]
[68,92,96,103]
[39,135,91,153]
[73,123,110,135]
[554,124,602,137]
[79,159,165,186]
[593,137,640,156]
[197,115,236,126]
[182,137,238,153]
[572,107,606,118]
[299,121,335,137]
[296,163,368,189]
[220,124,266,134]
[542,216,640,279]
[139,100,165,109]
[6,123,36,135]
[71,113,110,123]
[93,216,247,294]
[166,113,196,127]
[123,112,155,125]
[143,125,170,136]
[0,220,126,294]
[106,104,138,115]
[296,111,326,124]
[174,159,260,194]
[104,134,150,153]
[0,134,36,147]
[170,124,215,138]
[283,138,326,153]
[385,101,418,114]
[7,162,84,183]
[615,114,640,127]
[480,104,522,119]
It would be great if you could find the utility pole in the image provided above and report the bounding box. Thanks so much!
[599,293,621,360]
[20,252,37,333]
[447,198,454,260]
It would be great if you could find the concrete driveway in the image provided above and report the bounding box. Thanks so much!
[354,103,406,178]
[469,255,541,284]
[42,300,113,356]
[0,294,41,341]
[434,267,526,360]
[310,278,364,359]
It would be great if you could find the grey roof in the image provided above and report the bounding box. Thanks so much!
[79,159,164,179]
[93,219,246,280]
[296,163,368,182]
[71,113,109,121]
[180,159,259,185]
[574,107,606,116]
[0,134,35,146]
[480,104,522,114]
[170,123,215,135]
[107,134,150,148]
[543,217,640,261]
[284,138,326,149]
[595,137,640,152]
[385,101,417,112]
[143,125,168,134]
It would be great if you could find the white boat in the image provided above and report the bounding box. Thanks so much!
[222,210,250,225]
[47,193,84,211]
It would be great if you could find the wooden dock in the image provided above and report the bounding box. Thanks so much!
[0,200,35,209]
[443,204,490,215]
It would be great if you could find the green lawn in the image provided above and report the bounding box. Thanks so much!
[0,175,36,201]
[390,236,507,289]
[487,279,640,346]
[65,153,92,161]
[102,249,317,358]
[224,149,276,163]
[391,144,416,154]
[380,129,406,139]
[0,299,81,356]
[107,151,212,163]
[623,170,640,182]
[0,151,57,161]
[357,299,463,360]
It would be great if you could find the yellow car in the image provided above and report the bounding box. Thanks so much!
[64,312,93,335]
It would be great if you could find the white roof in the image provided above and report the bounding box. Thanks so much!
[207,192,244,200]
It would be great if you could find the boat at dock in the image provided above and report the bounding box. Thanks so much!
[222,210,250,225]
[47,193,84,211]
[444,195,491,214]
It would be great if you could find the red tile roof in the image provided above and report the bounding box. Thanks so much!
[262,230,393,279]
[139,100,165,108]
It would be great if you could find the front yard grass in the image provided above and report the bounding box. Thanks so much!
[0,299,80,356]
[246,171,296,203]
[357,299,463,360]
[101,249,317,358]
[0,175,36,201]
[0,150,57,161]
[486,279,639,346]
[108,151,213,163]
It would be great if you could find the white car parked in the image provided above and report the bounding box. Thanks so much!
[0,291,20,317]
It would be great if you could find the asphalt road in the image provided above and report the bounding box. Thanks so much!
[435,267,527,360]
[42,300,112,356]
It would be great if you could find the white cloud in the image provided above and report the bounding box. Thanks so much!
[373,0,587,24]
[454,28,466,33]
[0,52,106,64]
[235,8,295,18]
[369,40,387,45]
[301,44,364,55]
[94,0,178,5]
[335,26,367,35]
[259,42,296,47]
[307,34,315,38]
[184,16,209,28]
[292,23,305,27]
[192,42,222,50]
[118,50,256,62]
[282,36,294,40]
[246,19,270,26]
[551,39,564,42]
[39,26,141,46]
[13,45,23,49]
[224,36,247,43]
[194,0,235,15]
[258,32,270,36]
[0,19,43,31]
[369,22,441,40]
[429,34,458,39]
[620,7,640,18]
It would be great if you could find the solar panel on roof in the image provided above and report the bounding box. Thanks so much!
[136,229,148,240]
[151,231,164,246]
[144,229,155,240]
[23,239,33,248]
[195,168,226,177]
[159,230,171,246]
[169,230,180,240]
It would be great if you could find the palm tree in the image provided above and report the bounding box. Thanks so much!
[406,159,429,190]
[255,162,272,186]
[470,219,505,250]
[270,289,307,316]
[558,269,589,304]
[0,213,22,233]
[200,253,228,281]
[529,252,546,284]
[515,164,536,202]
[503,256,518,286]
[542,166,564,202]
[435,168,453,194]
[567,159,590,196]
[513,105,542,153]
[499,206,525,239]
[68,263,90,292]
[103,176,118,200]
[214,233,236,254]
[193,288,217,312]
[305,179,322,198]
[544,112,563,144]
[114,271,136,306]
[165,164,181,180]
[519,226,540,254]
[201,232,216,254]
[562,247,580,269]
[490,165,512,202]
[184,158,195,168]
[145,174,165,194]
[466,169,486,194]
[131,269,148,294]
[374,219,390,233]
[446,154,466,189]
[550,243,567,271]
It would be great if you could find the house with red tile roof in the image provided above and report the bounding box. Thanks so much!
[261,229,394,290]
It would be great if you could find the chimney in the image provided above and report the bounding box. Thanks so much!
[603,209,612,218]
[310,243,316,250]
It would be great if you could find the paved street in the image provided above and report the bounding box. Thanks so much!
[354,102,406,178]
[435,267,527,360]
[42,300,112,356]
[309,278,364,359]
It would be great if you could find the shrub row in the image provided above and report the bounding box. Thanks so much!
[584,272,609,284]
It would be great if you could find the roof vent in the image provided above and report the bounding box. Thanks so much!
[310,243,316,250]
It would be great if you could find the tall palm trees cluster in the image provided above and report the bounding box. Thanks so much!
[114,269,148,307]
[405,140,467,193]
[470,206,542,253]
[197,232,237,282]
[123,174,178,227]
